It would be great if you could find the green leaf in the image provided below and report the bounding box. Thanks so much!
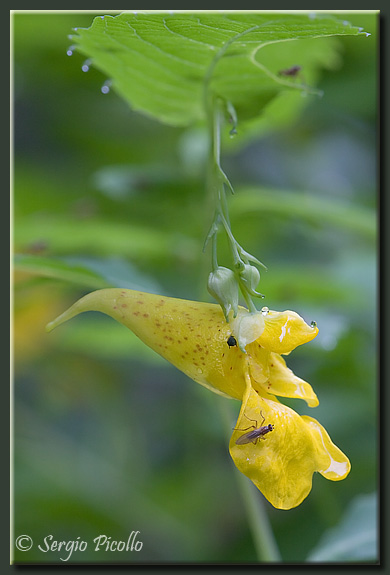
[231,187,376,240]
[307,493,378,562]
[14,217,198,261]
[71,12,365,127]
[14,254,107,288]
[14,253,162,292]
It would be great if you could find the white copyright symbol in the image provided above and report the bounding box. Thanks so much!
[15,535,33,551]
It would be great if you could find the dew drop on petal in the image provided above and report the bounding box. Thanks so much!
[261,306,269,316]
[311,320,317,328]
[197,368,203,375]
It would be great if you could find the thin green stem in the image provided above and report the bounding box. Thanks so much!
[220,184,231,225]
[212,98,222,167]
[241,286,258,314]
[217,210,241,265]
[211,232,218,271]
[235,467,282,562]
[218,398,281,563]
[205,96,265,314]
[205,86,278,563]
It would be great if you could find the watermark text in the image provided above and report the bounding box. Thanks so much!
[15,531,143,562]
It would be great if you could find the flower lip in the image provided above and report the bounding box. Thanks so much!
[230,382,351,510]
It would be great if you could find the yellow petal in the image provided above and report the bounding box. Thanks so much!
[301,415,351,481]
[247,347,318,407]
[229,380,350,510]
[47,288,250,399]
[258,310,318,354]
[245,342,318,407]
[246,343,270,385]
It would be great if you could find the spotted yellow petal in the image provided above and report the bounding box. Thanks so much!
[229,380,350,510]
[46,288,251,399]
[258,310,318,354]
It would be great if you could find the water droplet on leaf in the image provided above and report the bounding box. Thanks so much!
[67,45,75,56]
[261,306,269,316]
[82,59,92,73]
[101,80,112,94]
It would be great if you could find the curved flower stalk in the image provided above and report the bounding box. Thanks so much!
[47,288,350,510]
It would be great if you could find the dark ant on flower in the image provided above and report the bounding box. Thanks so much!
[227,335,237,347]
[278,65,302,77]
[234,411,274,445]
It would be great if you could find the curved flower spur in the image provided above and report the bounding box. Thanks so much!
[47,288,350,510]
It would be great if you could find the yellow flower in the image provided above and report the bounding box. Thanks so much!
[47,288,350,509]
[230,382,350,510]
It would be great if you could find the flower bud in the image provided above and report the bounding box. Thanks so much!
[239,263,263,297]
[207,266,238,321]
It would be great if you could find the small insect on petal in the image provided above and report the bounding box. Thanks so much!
[227,335,237,347]
[234,412,274,445]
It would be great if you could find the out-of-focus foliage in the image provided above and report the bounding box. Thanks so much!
[307,493,377,561]
[13,11,377,564]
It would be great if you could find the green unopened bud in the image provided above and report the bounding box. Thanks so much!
[207,266,239,321]
[239,264,264,298]
[238,247,267,270]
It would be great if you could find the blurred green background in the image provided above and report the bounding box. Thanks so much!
[12,12,377,563]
